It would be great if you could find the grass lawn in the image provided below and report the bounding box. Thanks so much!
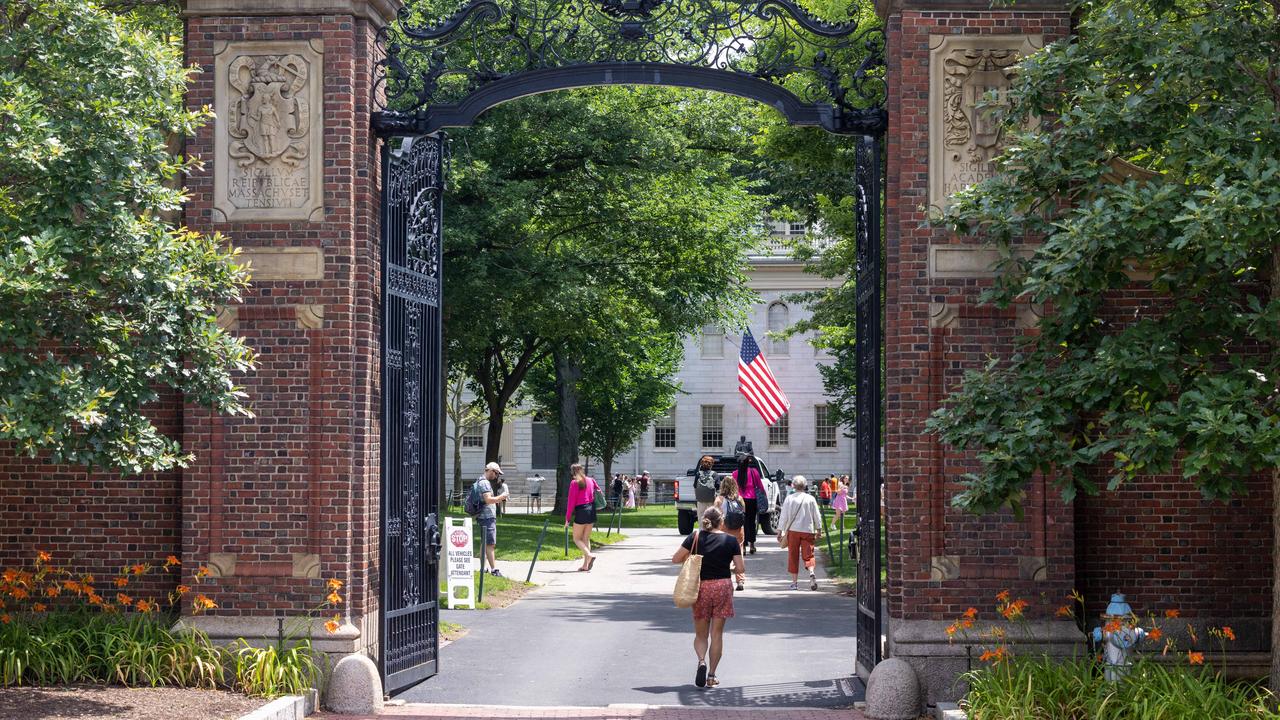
[818,512,888,586]
[440,570,534,610]
[594,503,682,530]
[467,512,629,561]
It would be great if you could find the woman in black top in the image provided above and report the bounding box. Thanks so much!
[671,506,745,689]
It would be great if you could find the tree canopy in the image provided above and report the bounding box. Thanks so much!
[0,0,254,473]
[926,0,1279,515]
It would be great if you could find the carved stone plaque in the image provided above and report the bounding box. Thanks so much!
[213,40,324,222]
[929,34,1042,212]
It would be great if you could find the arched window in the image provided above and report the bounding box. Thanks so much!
[767,302,789,356]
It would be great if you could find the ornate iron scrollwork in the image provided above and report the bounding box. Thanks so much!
[373,0,886,135]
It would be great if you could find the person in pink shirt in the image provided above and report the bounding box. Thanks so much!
[731,454,765,555]
[564,463,601,571]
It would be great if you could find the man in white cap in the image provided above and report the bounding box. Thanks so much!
[475,462,510,576]
[637,471,650,509]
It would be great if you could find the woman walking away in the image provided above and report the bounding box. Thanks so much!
[672,506,744,689]
[564,463,601,571]
[831,476,850,531]
[714,476,748,591]
[777,475,823,590]
[732,454,764,555]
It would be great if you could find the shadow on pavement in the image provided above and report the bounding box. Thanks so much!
[633,676,864,708]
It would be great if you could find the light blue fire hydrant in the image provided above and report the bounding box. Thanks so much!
[1092,593,1146,681]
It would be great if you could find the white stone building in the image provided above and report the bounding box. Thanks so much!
[449,224,855,493]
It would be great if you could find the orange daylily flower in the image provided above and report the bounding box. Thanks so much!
[1187,651,1204,665]
[326,591,342,605]
[963,607,978,620]
[116,593,133,606]
[176,585,191,596]
[327,578,343,592]
[1148,628,1163,642]
[1055,605,1072,618]
[165,555,181,568]
[1221,626,1236,641]
[1103,619,1123,634]
[44,586,60,598]
[9,587,28,600]
[1165,609,1180,619]
[324,615,341,634]
[192,594,217,612]
[136,599,156,613]
[945,623,959,637]
[36,550,52,564]
[114,577,129,588]
[0,614,10,624]
[995,590,1011,602]
[130,564,147,576]
[32,603,47,613]
[2,569,16,584]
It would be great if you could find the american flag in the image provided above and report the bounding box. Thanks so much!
[738,329,790,426]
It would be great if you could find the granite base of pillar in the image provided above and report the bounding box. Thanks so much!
[886,617,1085,706]
[175,613,373,657]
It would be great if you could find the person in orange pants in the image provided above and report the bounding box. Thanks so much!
[777,475,823,590]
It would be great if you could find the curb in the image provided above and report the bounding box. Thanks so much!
[238,689,319,720]
[935,701,965,720]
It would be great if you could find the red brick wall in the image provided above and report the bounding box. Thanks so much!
[182,13,383,617]
[0,394,182,602]
[883,8,1075,621]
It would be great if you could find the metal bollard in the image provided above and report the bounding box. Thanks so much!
[526,513,553,583]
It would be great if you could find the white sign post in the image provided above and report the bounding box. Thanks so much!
[445,517,477,609]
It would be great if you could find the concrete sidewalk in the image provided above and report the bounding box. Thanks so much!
[317,704,868,719]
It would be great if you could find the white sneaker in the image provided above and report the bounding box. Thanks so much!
[809,574,818,591]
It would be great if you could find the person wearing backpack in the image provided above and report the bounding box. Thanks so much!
[468,462,510,576]
[713,475,747,591]
[731,455,765,555]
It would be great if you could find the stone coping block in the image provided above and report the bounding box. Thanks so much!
[175,615,362,655]
[239,689,318,720]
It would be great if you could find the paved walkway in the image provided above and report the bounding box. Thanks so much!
[317,704,867,719]
[399,528,864,710]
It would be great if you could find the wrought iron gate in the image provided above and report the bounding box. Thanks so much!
[853,133,882,678]
[379,134,445,694]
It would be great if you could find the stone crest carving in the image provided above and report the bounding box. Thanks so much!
[214,40,324,222]
[228,55,310,168]
[929,35,1041,212]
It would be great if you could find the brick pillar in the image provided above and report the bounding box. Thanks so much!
[180,0,395,654]
[877,0,1080,704]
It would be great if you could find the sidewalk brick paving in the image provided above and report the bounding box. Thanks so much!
[315,704,868,720]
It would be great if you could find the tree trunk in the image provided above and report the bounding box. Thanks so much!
[484,394,508,465]
[551,349,583,517]
[453,430,464,500]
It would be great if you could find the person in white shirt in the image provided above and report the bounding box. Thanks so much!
[776,475,823,591]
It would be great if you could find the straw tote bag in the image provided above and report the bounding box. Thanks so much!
[673,531,702,608]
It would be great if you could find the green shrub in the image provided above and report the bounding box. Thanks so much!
[965,656,1279,720]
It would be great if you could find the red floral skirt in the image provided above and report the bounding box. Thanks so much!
[692,578,735,620]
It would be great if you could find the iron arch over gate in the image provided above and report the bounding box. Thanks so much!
[372,0,887,693]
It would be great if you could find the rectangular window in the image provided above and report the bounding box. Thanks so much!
[700,325,724,359]
[768,413,789,448]
[461,423,485,448]
[654,406,677,449]
[700,405,724,450]
[815,405,837,449]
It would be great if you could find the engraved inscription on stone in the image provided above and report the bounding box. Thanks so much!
[214,40,324,222]
[929,35,1041,212]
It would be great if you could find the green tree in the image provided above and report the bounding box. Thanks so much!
[0,0,254,473]
[444,87,766,511]
[528,313,684,484]
[921,0,1280,688]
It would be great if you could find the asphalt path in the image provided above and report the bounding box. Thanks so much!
[399,527,864,708]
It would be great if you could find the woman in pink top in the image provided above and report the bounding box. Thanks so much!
[564,463,600,571]
[731,455,765,555]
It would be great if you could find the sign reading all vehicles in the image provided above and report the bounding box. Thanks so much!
[445,517,477,609]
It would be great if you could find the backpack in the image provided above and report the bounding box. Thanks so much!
[723,498,746,529]
[463,482,486,517]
